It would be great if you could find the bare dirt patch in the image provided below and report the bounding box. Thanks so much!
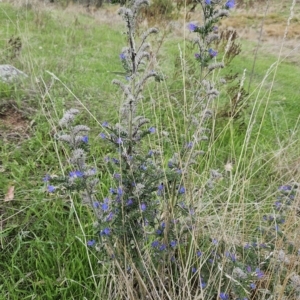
[0,101,31,142]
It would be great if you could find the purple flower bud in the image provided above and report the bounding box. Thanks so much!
[47,185,56,193]
[126,198,133,206]
[69,170,84,178]
[156,229,162,235]
[170,240,177,248]
[186,141,193,148]
[81,135,88,143]
[149,127,156,133]
[208,48,218,58]
[101,203,109,211]
[250,283,256,290]
[225,0,235,9]
[106,212,114,221]
[87,240,96,246]
[188,23,197,32]
[178,186,185,194]
[159,244,166,251]
[140,203,146,211]
[117,187,123,196]
[219,293,229,300]
[100,227,110,236]
[279,185,292,191]
[212,238,218,245]
[151,240,159,248]
[255,268,264,279]
[43,175,51,182]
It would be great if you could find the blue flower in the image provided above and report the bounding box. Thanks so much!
[117,187,123,196]
[151,240,159,248]
[140,164,147,171]
[279,185,292,191]
[100,227,110,236]
[159,244,166,251]
[219,293,229,300]
[140,203,147,211]
[69,170,84,178]
[212,238,218,245]
[106,212,114,221]
[156,229,162,235]
[208,48,218,58]
[101,203,109,211]
[186,141,193,148]
[188,23,197,31]
[43,174,51,182]
[157,183,164,195]
[168,161,173,168]
[175,168,182,174]
[250,283,256,290]
[99,133,106,139]
[225,0,235,9]
[114,173,121,180]
[225,251,236,262]
[244,243,251,249]
[126,198,133,206]
[197,250,202,257]
[192,267,197,273]
[178,186,185,194]
[255,268,264,279]
[116,137,123,144]
[170,240,177,248]
[102,121,109,127]
[205,0,211,4]
[87,240,96,246]
[148,150,154,156]
[47,185,56,193]
[149,127,156,133]
[112,158,119,164]
[93,201,100,208]
[179,202,186,209]
[119,53,126,60]
[200,278,207,288]
[81,135,88,143]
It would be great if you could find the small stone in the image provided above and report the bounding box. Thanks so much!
[0,64,28,83]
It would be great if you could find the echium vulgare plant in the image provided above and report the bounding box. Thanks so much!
[42,0,293,299]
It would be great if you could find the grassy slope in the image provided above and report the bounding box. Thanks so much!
[0,2,299,299]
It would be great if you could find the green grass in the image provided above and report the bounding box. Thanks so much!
[1,1,300,299]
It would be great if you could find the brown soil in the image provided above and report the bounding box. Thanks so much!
[0,101,31,142]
